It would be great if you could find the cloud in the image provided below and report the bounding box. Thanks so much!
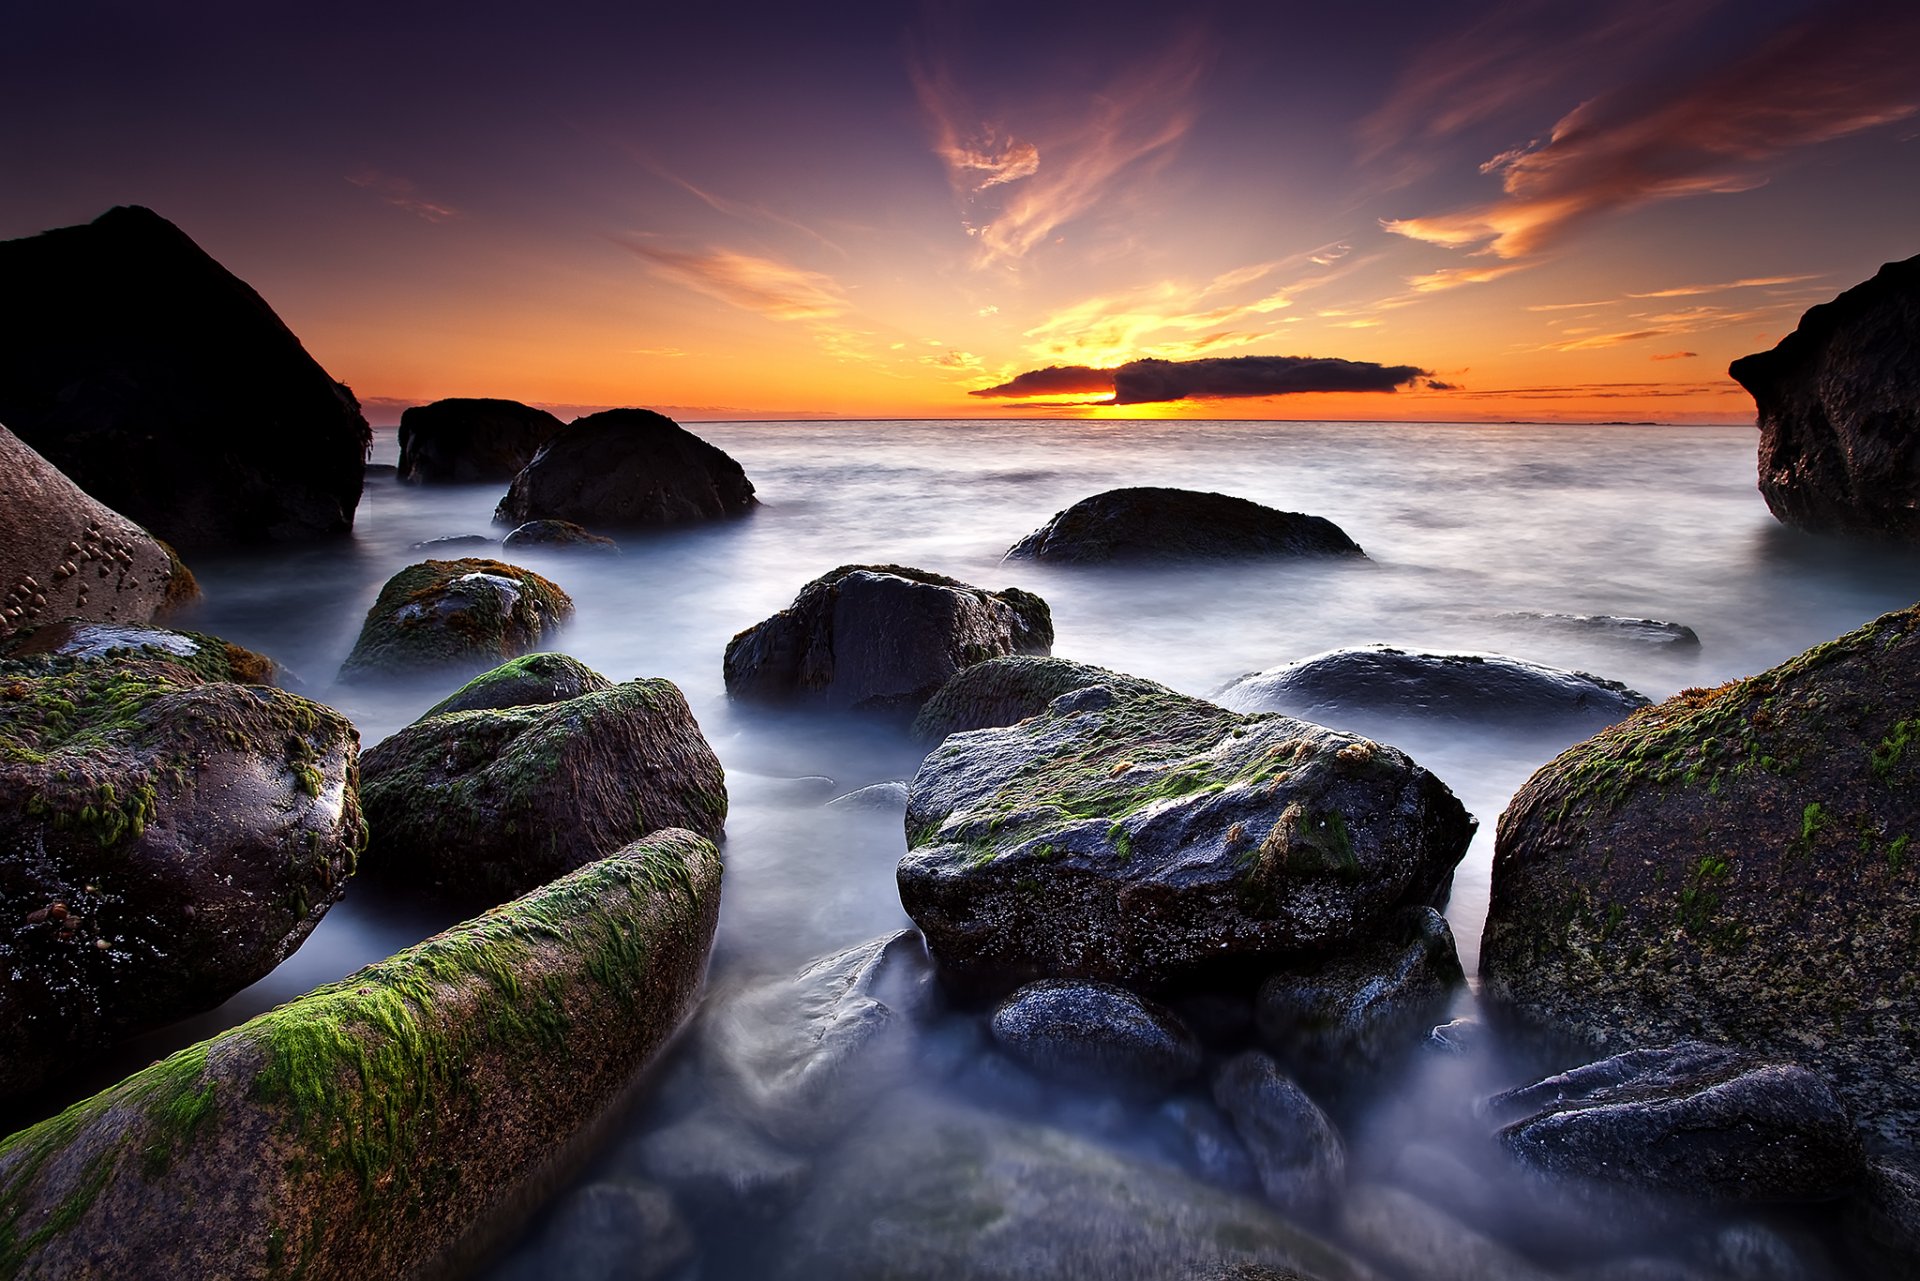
[970,365,1115,398]
[1426,379,1461,390]
[1650,350,1698,361]
[1405,263,1531,293]
[347,170,460,223]
[622,243,848,320]
[972,354,1430,405]
[1626,274,1821,298]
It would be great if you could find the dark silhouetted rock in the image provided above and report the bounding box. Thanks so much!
[725,565,1053,714]
[1729,254,1920,539]
[1005,487,1366,564]
[0,653,364,1100]
[397,397,565,484]
[411,534,496,552]
[1490,1042,1863,1204]
[1847,1154,1920,1279]
[359,678,724,906]
[0,829,721,1278]
[990,979,1202,1093]
[1212,1051,1346,1218]
[420,651,613,718]
[494,408,756,529]
[911,654,1168,743]
[338,557,573,682]
[1497,612,1701,648]
[899,682,1474,996]
[1482,604,1920,1144]
[0,206,370,550]
[502,519,621,555]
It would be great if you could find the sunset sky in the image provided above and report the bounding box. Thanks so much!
[5,0,1916,423]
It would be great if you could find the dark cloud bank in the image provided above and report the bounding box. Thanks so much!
[972,354,1432,405]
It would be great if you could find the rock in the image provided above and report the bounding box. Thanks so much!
[0,829,722,1278]
[1481,604,1920,1143]
[724,565,1054,714]
[911,654,1168,743]
[524,1178,693,1281]
[990,979,1203,1094]
[825,780,910,811]
[502,519,622,555]
[419,652,614,718]
[1729,254,1920,539]
[1497,612,1701,649]
[1159,1096,1261,1193]
[898,682,1474,995]
[338,557,573,682]
[1702,1221,1838,1281]
[397,397,565,484]
[621,1109,811,1219]
[1847,1154,1920,1279]
[1256,906,1463,1086]
[3,620,285,688]
[1005,487,1366,564]
[0,653,364,1100]
[411,534,497,552]
[1337,1183,1558,1281]
[0,424,196,640]
[0,206,370,550]
[1218,645,1649,732]
[1212,1051,1346,1218]
[494,408,756,529]
[771,1092,1378,1281]
[1425,1018,1487,1056]
[358,678,725,906]
[1489,1041,1863,1204]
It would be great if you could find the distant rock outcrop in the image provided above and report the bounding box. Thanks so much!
[1005,487,1366,563]
[1730,253,1920,540]
[0,206,371,550]
[495,408,756,529]
[398,397,565,484]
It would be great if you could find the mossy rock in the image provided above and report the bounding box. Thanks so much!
[1004,487,1366,564]
[0,654,364,1101]
[1482,603,1920,1144]
[0,828,722,1279]
[898,682,1475,996]
[359,678,725,906]
[338,558,573,682]
[724,565,1054,715]
[911,655,1169,743]
[420,652,613,719]
[3,620,283,687]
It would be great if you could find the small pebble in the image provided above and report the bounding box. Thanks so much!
[93,938,110,951]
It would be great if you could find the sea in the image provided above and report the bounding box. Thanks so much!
[72,419,1920,1275]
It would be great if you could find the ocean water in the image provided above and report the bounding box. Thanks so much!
[65,420,1920,1274]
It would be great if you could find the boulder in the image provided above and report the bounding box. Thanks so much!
[0,653,364,1100]
[502,519,621,555]
[898,682,1475,995]
[338,557,573,682]
[494,408,755,529]
[1212,1051,1346,1218]
[0,424,197,640]
[3,620,284,688]
[1337,1183,1557,1281]
[989,979,1203,1094]
[1489,1041,1863,1204]
[0,206,370,550]
[724,565,1054,714]
[1158,1096,1261,1193]
[1481,604,1920,1143]
[0,829,722,1278]
[1005,487,1366,564]
[359,678,725,906]
[1496,612,1701,649]
[911,654,1168,743]
[1218,646,1649,732]
[1847,1154,1920,1279]
[419,652,614,718]
[397,397,565,484]
[1729,254,1920,540]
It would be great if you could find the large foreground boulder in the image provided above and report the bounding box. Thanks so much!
[1729,254,1920,540]
[494,408,756,529]
[359,675,725,905]
[0,654,364,1099]
[0,829,721,1279]
[1482,604,1920,1142]
[911,655,1166,743]
[338,558,573,682]
[899,681,1474,995]
[0,206,370,550]
[1005,488,1365,563]
[725,565,1054,714]
[397,397,565,484]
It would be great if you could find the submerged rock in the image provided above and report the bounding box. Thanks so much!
[899,682,1474,995]
[1212,1051,1346,1218]
[1338,1183,1558,1281]
[0,829,722,1278]
[420,651,614,718]
[1729,253,1920,540]
[621,1109,811,1219]
[359,677,724,905]
[911,654,1168,743]
[1481,604,1920,1143]
[515,1178,694,1281]
[338,557,573,682]
[502,519,622,555]
[397,397,565,484]
[1497,612,1701,649]
[1005,487,1366,564]
[824,780,910,811]
[724,565,1054,714]
[495,407,756,529]
[990,979,1203,1094]
[0,654,364,1100]
[0,205,370,550]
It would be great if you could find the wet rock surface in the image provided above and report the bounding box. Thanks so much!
[420,651,614,718]
[1005,487,1366,564]
[1212,1051,1346,1218]
[502,519,622,554]
[398,397,565,484]
[911,653,1168,743]
[338,557,574,681]
[1496,612,1701,649]
[495,408,756,529]
[990,979,1203,1094]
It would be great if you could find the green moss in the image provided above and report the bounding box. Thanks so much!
[1890,834,1911,872]
[340,559,574,678]
[1873,718,1917,778]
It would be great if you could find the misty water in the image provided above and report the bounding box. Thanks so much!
[93,420,1920,1276]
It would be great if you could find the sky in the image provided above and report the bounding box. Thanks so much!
[4,0,1917,424]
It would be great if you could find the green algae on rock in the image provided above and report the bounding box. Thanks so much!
[420,652,613,719]
[898,681,1474,996]
[911,655,1168,744]
[0,828,722,1279]
[0,654,364,1101]
[3,620,284,688]
[359,678,725,906]
[1481,603,1920,1144]
[337,558,573,682]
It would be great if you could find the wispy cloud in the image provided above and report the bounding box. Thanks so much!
[621,243,848,321]
[631,156,848,258]
[1537,300,1794,351]
[1625,274,1821,298]
[1650,351,1698,360]
[347,170,460,223]
[1405,263,1532,293]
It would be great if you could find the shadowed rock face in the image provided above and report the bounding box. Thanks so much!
[397,397,565,484]
[0,206,370,550]
[1730,253,1920,540]
[495,408,757,529]
[1005,487,1366,564]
